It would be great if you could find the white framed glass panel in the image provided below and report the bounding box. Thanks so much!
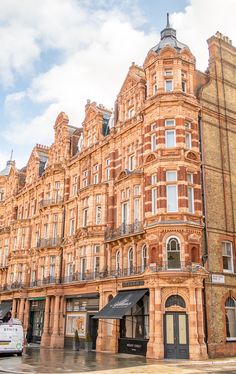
[165,119,175,127]
[151,133,157,151]
[188,187,194,213]
[222,242,234,272]
[152,188,157,215]
[167,185,178,212]
[165,130,176,148]
[185,132,192,149]
[166,171,177,182]
[165,80,173,92]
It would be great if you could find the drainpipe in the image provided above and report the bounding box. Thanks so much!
[198,110,208,352]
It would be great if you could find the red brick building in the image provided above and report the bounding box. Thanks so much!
[0,16,235,359]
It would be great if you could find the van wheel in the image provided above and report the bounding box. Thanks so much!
[17,352,23,356]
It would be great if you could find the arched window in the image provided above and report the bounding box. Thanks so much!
[225,297,236,339]
[116,250,120,273]
[167,237,181,269]
[165,295,186,308]
[128,248,134,275]
[141,245,148,271]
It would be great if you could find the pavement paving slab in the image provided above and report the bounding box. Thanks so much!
[0,347,236,374]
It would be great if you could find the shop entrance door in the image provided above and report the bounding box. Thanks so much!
[88,315,98,350]
[30,310,44,343]
[164,312,189,359]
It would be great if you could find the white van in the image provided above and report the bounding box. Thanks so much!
[0,318,24,355]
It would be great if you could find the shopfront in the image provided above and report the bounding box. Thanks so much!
[64,293,99,349]
[0,300,12,321]
[28,298,45,343]
[93,289,149,356]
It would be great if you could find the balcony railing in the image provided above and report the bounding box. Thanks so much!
[39,197,63,208]
[0,281,24,292]
[105,220,144,241]
[0,263,204,292]
[36,237,62,249]
[29,276,61,288]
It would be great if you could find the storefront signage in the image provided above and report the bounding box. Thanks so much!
[119,338,148,355]
[122,281,145,288]
[212,274,225,284]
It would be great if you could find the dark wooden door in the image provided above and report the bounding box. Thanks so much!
[164,312,189,359]
[88,315,98,350]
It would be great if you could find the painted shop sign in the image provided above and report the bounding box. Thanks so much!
[122,281,145,288]
[211,274,225,284]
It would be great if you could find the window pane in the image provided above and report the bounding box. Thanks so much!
[179,315,187,344]
[165,80,173,91]
[167,185,178,212]
[166,171,177,181]
[166,314,174,344]
[166,131,176,147]
[226,309,236,338]
[188,187,194,213]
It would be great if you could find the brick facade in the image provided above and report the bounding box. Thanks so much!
[0,19,234,359]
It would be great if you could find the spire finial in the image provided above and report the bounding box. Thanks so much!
[167,12,170,28]
[10,149,13,161]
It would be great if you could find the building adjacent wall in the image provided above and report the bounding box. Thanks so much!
[199,32,236,357]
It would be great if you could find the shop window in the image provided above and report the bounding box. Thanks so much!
[165,295,186,308]
[120,294,149,339]
[226,297,236,340]
[167,237,181,269]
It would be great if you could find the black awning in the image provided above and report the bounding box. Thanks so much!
[0,301,12,320]
[93,289,148,319]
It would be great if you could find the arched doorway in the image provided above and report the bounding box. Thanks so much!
[164,295,189,359]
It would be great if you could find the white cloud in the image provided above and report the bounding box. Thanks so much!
[2,0,236,169]
[2,1,158,154]
[172,0,236,71]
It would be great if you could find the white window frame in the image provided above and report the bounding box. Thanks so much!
[165,79,173,92]
[95,206,102,225]
[222,241,234,273]
[151,188,157,215]
[165,130,176,148]
[188,186,194,213]
[165,119,175,127]
[151,133,157,151]
[82,208,88,227]
[185,132,192,149]
[167,185,178,212]
[128,154,135,171]
[166,171,177,182]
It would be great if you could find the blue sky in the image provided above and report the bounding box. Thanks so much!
[0,0,234,170]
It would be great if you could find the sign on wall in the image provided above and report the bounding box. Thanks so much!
[211,274,225,284]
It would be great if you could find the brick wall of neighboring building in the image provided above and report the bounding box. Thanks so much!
[199,32,236,358]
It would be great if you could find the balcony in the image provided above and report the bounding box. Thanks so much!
[29,276,60,288]
[36,237,62,249]
[105,220,144,241]
[0,281,24,292]
[39,197,63,208]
